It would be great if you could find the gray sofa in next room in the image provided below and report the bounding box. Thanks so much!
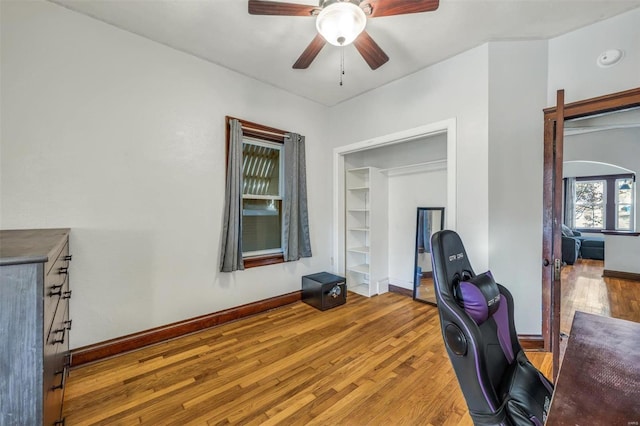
[561,224,605,262]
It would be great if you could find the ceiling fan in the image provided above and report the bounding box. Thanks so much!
[248,0,440,70]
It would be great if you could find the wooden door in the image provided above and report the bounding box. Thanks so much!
[542,90,564,379]
[542,87,640,379]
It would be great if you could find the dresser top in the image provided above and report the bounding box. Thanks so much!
[0,229,70,266]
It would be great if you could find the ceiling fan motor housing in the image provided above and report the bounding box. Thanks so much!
[316,0,367,46]
[319,0,364,9]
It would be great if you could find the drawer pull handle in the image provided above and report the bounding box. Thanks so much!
[49,285,63,297]
[59,267,69,275]
[64,319,73,330]
[51,367,67,390]
[52,328,66,344]
[63,290,72,299]
[64,255,73,261]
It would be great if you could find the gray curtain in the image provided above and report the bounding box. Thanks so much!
[564,177,576,229]
[220,119,244,272]
[283,133,312,261]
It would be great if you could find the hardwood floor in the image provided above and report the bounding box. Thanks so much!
[560,258,640,334]
[63,292,551,426]
[559,258,640,362]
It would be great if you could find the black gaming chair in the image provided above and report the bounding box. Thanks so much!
[430,230,553,426]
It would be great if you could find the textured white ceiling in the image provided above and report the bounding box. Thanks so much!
[51,0,640,106]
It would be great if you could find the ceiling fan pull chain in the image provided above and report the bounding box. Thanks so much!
[340,46,345,86]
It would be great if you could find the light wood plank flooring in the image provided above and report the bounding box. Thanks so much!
[561,259,640,334]
[559,258,640,362]
[63,292,552,425]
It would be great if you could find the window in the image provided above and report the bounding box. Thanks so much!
[616,177,634,231]
[574,180,605,229]
[568,174,635,232]
[242,138,284,256]
[222,116,311,272]
[223,116,288,269]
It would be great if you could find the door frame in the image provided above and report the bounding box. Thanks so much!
[542,87,640,378]
[332,118,457,278]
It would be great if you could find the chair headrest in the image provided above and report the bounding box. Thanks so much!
[456,270,501,325]
[431,230,475,290]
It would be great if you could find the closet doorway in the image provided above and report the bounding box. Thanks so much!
[332,119,457,297]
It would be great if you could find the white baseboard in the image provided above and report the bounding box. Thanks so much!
[377,278,390,294]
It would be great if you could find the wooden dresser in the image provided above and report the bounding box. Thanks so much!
[0,229,72,426]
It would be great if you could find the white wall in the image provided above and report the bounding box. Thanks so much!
[343,134,447,169]
[548,8,640,104]
[564,128,640,176]
[605,234,640,274]
[487,41,548,334]
[563,161,633,178]
[388,170,447,289]
[0,1,332,348]
[329,45,490,273]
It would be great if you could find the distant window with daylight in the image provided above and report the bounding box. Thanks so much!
[569,174,636,232]
[242,138,284,256]
[574,180,605,230]
[615,178,634,231]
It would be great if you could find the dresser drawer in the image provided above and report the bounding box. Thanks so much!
[44,241,70,337]
[44,352,69,426]
[44,297,70,425]
[46,293,71,354]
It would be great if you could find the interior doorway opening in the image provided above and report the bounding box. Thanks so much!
[542,87,640,378]
[332,119,457,296]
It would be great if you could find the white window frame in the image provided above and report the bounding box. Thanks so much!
[615,177,635,231]
[574,179,606,230]
[242,137,284,257]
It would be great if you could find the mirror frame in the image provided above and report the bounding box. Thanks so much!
[413,207,445,305]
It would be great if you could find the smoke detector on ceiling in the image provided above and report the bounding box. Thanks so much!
[597,49,624,68]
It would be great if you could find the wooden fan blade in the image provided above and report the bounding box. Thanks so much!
[248,0,319,16]
[364,0,439,17]
[353,30,389,70]
[293,34,327,69]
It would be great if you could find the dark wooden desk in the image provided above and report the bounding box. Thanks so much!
[546,311,640,425]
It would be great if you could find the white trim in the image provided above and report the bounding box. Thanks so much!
[242,195,283,200]
[563,160,634,175]
[565,123,640,136]
[346,166,372,173]
[243,136,282,148]
[244,248,283,257]
[380,159,447,176]
[332,118,457,276]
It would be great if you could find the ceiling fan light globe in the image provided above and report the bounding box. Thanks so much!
[316,2,366,46]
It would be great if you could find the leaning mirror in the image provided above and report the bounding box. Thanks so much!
[413,207,445,305]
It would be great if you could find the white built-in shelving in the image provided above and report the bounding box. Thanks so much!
[345,167,389,297]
